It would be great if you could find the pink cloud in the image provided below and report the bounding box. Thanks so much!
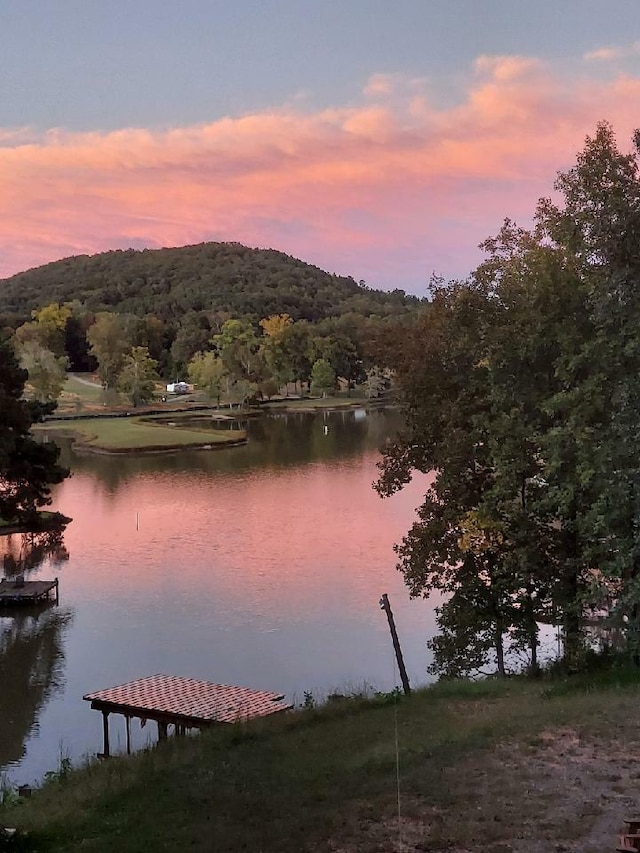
[1,55,639,291]
[363,73,398,98]
[474,55,542,81]
[584,41,640,62]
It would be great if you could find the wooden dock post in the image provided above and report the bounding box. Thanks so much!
[379,593,411,696]
[102,711,110,758]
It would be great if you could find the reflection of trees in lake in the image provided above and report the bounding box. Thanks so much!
[0,606,73,768]
[0,527,73,774]
[54,409,405,496]
[1,529,69,578]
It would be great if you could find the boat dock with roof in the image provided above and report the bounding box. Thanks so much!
[83,673,293,756]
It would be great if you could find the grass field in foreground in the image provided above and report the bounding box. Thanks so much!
[38,416,244,451]
[3,674,640,852]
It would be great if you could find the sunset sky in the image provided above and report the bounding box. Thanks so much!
[2,0,640,293]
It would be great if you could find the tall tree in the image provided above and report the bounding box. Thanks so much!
[537,122,640,653]
[474,222,593,669]
[169,311,212,378]
[87,312,131,390]
[310,358,336,397]
[118,347,160,407]
[63,304,97,373]
[212,319,263,382]
[259,314,295,392]
[188,350,226,404]
[15,303,72,360]
[19,340,69,403]
[0,337,68,524]
[311,333,364,396]
[280,321,313,394]
[376,283,529,676]
[376,246,589,674]
[138,315,173,374]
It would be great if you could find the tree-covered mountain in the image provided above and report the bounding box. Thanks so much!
[0,242,420,327]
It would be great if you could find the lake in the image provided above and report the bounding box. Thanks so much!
[0,407,436,785]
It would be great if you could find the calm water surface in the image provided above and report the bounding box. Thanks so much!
[0,409,436,784]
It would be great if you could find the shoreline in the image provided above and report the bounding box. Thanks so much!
[36,412,248,456]
[37,398,389,455]
[0,511,72,536]
[69,435,248,455]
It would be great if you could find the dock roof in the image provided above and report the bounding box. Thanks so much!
[83,674,292,725]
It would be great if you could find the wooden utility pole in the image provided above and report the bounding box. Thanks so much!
[379,594,411,695]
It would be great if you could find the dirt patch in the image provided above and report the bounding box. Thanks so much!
[327,728,639,852]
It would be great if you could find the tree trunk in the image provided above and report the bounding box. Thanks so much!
[562,569,582,670]
[494,626,506,677]
[524,589,539,676]
[560,524,583,669]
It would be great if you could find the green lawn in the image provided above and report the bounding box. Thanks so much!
[2,675,640,851]
[57,375,106,410]
[38,416,245,452]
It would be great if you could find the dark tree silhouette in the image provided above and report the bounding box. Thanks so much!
[0,336,68,524]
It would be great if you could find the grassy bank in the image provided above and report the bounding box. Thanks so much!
[37,415,245,453]
[41,378,376,453]
[262,394,369,411]
[2,675,640,852]
[0,511,70,534]
[57,376,105,412]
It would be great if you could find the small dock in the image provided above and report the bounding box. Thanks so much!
[83,674,293,756]
[0,577,59,606]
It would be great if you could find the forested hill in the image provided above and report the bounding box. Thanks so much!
[0,242,420,326]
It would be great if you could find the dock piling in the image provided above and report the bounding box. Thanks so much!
[102,711,110,758]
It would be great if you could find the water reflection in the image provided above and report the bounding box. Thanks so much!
[1,530,69,578]
[0,606,73,767]
[0,528,72,768]
[3,408,434,783]
[57,409,401,495]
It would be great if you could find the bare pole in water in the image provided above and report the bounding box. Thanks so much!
[379,593,411,695]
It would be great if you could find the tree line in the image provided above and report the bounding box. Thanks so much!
[6,301,395,407]
[378,123,640,677]
[0,244,421,406]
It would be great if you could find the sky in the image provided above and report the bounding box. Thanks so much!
[1,1,640,294]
